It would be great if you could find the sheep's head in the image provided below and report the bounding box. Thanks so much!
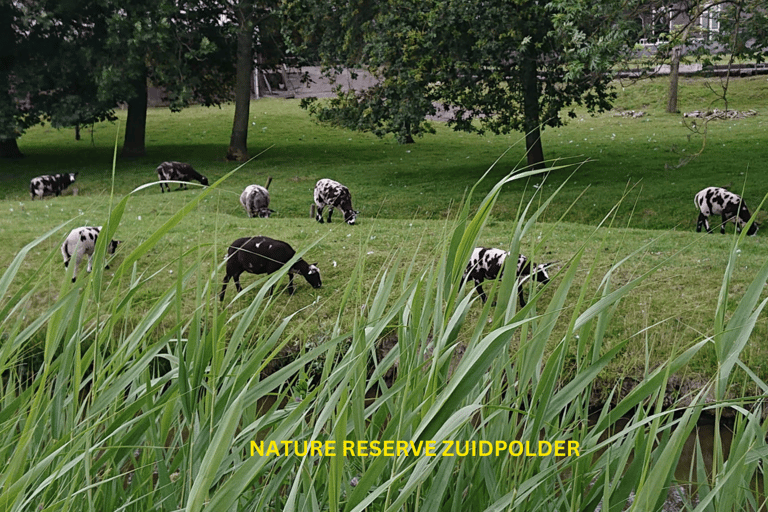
[532,263,552,284]
[108,239,122,255]
[258,207,276,218]
[304,263,322,288]
[344,209,359,225]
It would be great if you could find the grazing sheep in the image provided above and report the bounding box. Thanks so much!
[463,248,551,306]
[61,226,121,282]
[240,184,274,218]
[156,161,209,193]
[220,236,321,301]
[30,173,78,199]
[313,178,358,225]
[694,186,758,235]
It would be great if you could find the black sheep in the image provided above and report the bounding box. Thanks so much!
[220,236,321,301]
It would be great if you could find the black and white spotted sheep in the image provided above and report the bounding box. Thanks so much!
[220,236,321,301]
[694,186,758,236]
[155,161,209,193]
[240,185,274,218]
[313,179,358,225]
[462,247,551,306]
[29,173,78,200]
[60,226,121,282]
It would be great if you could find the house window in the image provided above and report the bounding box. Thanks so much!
[698,4,721,41]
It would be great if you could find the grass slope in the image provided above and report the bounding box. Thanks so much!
[1,76,768,383]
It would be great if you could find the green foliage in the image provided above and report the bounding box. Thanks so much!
[714,0,768,64]
[284,0,640,164]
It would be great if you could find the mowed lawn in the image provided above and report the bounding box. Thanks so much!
[2,75,768,389]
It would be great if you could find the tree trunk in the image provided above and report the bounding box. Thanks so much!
[122,71,148,158]
[0,137,23,158]
[521,56,545,169]
[667,46,681,113]
[226,23,254,162]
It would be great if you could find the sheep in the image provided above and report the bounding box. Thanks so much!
[313,178,358,225]
[240,182,274,218]
[30,173,78,199]
[463,247,551,306]
[219,236,321,301]
[694,186,758,236]
[61,226,121,282]
[156,161,209,193]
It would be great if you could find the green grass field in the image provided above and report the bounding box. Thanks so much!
[2,75,768,510]
[4,75,768,382]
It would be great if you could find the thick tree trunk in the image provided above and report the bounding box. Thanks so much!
[521,56,545,170]
[122,71,148,158]
[667,46,681,113]
[0,137,23,158]
[226,25,254,162]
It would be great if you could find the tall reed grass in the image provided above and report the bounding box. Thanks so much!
[1,160,766,512]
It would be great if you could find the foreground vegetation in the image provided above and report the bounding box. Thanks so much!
[2,76,768,510]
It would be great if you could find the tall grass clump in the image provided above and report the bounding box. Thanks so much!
[1,158,767,512]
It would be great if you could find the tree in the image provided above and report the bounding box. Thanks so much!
[0,0,116,158]
[0,0,25,158]
[633,1,767,114]
[284,0,640,169]
[1,0,234,160]
[226,0,284,162]
[226,0,255,161]
[100,0,236,158]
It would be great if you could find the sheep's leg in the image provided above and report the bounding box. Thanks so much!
[316,206,325,223]
[697,213,713,234]
[696,213,709,233]
[721,213,731,234]
[287,273,296,295]
[86,254,94,273]
[474,281,487,303]
[219,274,231,301]
[517,287,527,308]
[327,207,334,223]
[72,254,84,282]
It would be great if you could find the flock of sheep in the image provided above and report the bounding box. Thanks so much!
[28,162,760,306]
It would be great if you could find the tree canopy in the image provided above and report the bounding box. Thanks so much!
[1,0,238,159]
[285,0,641,168]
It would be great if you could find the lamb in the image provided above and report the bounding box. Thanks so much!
[219,236,321,301]
[313,178,358,225]
[29,173,78,199]
[61,226,121,282]
[463,247,551,306]
[240,182,274,218]
[156,161,209,193]
[694,186,758,236]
